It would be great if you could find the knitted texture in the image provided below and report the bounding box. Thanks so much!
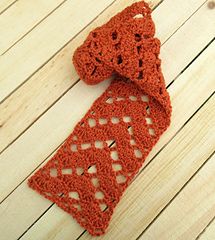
[28,1,172,236]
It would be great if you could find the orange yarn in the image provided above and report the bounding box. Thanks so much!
[28,1,171,236]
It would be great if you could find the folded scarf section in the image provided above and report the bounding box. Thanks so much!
[28,1,172,236]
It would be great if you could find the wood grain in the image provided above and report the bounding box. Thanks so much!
[0,0,16,14]
[0,0,214,239]
[0,0,65,55]
[21,63,215,240]
[198,217,215,240]
[0,0,209,156]
[0,0,116,102]
[0,0,210,203]
[1,33,214,240]
[140,153,215,240]
[0,0,162,153]
[78,91,215,240]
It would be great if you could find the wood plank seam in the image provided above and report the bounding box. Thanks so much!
[0,0,159,156]
[135,89,215,183]
[161,0,208,45]
[1,0,68,56]
[75,82,215,239]
[1,1,205,102]
[0,0,203,200]
[0,0,208,154]
[151,37,215,101]
[78,93,215,240]
[196,214,215,239]
[0,1,213,238]
[0,0,17,15]
[0,142,64,204]
[0,0,118,104]
[3,40,213,238]
[179,37,215,78]
[18,202,55,240]
[18,38,215,240]
[136,150,215,240]
[0,0,164,201]
[0,0,212,209]
[138,150,215,240]
[0,1,212,204]
[1,0,211,157]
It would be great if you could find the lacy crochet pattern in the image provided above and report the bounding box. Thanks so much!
[28,1,172,236]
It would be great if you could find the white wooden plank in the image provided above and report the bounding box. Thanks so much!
[0,0,209,154]
[0,0,209,203]
[140,154,215,240]
[0,183,51,240]
[21,66,215,239]
[0,0,65,54]
[198,218,215,240]
[161,0,215,82]
[153,0,206,43]
[1,38,215,240]
[0,0,116,102]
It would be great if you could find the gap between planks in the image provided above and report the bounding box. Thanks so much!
[77,92,215,240]
[19,1,215,238]
[0,0,213,239]
[0,0,68,55]
[0,0,163,201]
[0,0,206,103]
[0,0,119,102]
[1,31,214,240]
[197,214,215,239]
[21,68,215,240]
[73,44,215,240]
[0,0,17,15]
[137,140,215,239]
[0,0,210,154]
[0,0,213,210]
[0,0,210,202]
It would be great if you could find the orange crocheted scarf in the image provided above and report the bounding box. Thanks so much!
[28,1,172,236]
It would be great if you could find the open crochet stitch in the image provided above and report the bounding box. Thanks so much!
[28,1,172,236]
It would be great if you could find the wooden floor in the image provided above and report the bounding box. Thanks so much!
[0,0,214,239]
